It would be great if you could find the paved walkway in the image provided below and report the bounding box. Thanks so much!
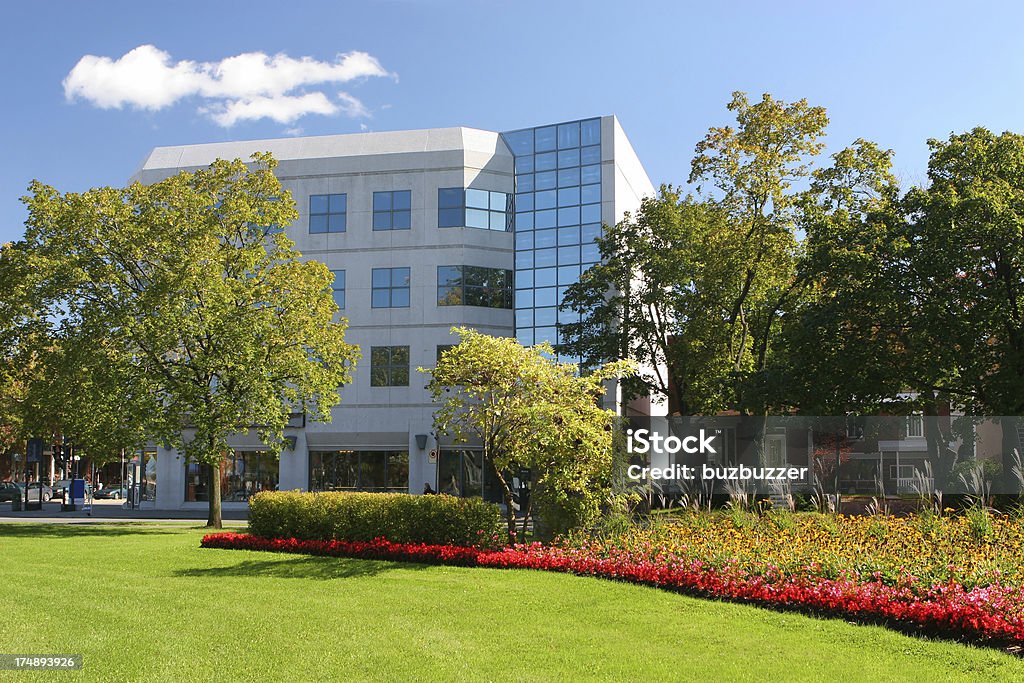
[0,502,247,524]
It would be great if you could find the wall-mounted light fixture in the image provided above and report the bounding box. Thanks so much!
[415,434,428,450]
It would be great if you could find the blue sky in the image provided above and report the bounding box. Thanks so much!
[2,0,1023,244]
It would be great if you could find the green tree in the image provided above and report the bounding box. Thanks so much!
[776,140,908,414]
[423,327,633,541]
[20,153,359,526]
[562,92,828,416]
[901,128,1024,484]
[689,91,829,413]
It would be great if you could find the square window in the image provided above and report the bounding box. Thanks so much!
[517,173,535,192]
[557,167,580,188]
[535,171,557,190]
[558,148,580,168]
[558,187,581,206]
[310,193,347,233]
[535,152,557,172]
[534,267,557,288]
[581,118,601,146]
[558,226,580,245]
[581,203,602,223]
[557,206,580,227]
[535,190,557,210]
[373,191,411,231]
[581,145,601,165]
[581,164,601,184]
[535,209,557,229]
[371,267,411,308]
[370,346,410,387]
[534,229,557,249]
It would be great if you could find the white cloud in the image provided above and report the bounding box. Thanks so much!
[63,45,393,127]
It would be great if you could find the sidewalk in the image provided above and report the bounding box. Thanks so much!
[0,501,247,523]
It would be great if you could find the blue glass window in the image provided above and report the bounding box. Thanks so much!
[534,229,557,248]
[517,329,535,346]
[516,192,534,212]
[516,231,534,251]
[581,184,601,204]
[535,268,557,288]
[558,226,580,245]
[581,165,601,185]
[558,264,581,285]
[557,167,580,188]
[331,270,345,309]
[516,211,534,230]
[581,203,602,224]
[535,210,557,229]
[557,206,580,227]
[516,269,534,289]
[558,187,580,206]
[581,223,602,242]
[515,250,534,270]
[581,118,601,146]
[558,148,580,168]
[373,191,411,231]
[310,193,347,233]
[557,122,580,149]
[515,290,534,309]
[581,145,601,165]
[517,173,535,192]
[558,245,580,263]
[371,267,411,308]
[515,309,533,328]
[535,287,557,307]
[535,307,557,327]
[535,248,557,268]
[438,188,464,228]
[516,156,535,174]
[535,126,557,152]
[535,152,557,172]
[535,190,557,211]
[535,171,557,190]
[581,242,601,263]
[504,129,534,155]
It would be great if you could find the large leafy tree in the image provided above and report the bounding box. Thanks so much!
[901,128,1024,483]
[562,92,828,415]
[424,327,632,540]
[688,91,828,413]
[776,140,908,414]
[20,154,359,526]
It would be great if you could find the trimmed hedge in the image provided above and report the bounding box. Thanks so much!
[248,491,504,549]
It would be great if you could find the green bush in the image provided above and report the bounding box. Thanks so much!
[248,491,504,549]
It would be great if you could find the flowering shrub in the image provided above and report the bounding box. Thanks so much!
[203,526,1024,646]
[247,490,504,549]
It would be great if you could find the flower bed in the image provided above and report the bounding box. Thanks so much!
[202,530,1024,646]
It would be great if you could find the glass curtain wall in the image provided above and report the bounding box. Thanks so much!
[501,117,602,361]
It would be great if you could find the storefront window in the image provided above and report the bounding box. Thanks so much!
[309,450,409,492]
[184,451,279,502]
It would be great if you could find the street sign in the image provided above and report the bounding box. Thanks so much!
[26,438,43,464]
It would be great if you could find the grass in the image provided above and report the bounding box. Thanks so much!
[0,524,1022,682]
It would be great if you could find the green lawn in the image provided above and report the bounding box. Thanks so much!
[0,524,1021,682]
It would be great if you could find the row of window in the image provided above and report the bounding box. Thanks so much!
[309,188,512,234]
[327,266,513,310]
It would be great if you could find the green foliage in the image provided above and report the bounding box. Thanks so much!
[16,153,359,525]
[247,490,504,549]
[561,92,828,415]
[423,327,634,540]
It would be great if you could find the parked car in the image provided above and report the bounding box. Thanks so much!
[94,486,128,500]
[24,482,53,502]
[0,482,21,502]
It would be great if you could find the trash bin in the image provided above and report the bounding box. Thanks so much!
[11,496,22,511]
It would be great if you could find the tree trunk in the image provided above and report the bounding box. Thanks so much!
[207,461,222,529]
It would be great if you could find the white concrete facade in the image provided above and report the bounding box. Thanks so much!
[131,117,654,510]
